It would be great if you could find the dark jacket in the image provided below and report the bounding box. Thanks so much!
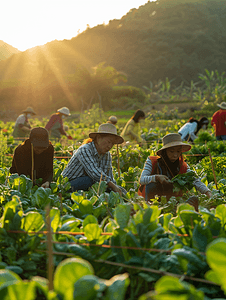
[10,139,54,184]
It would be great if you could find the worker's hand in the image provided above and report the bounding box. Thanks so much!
[155,175,171,185]
[41,181,50,188]
[67,135,73,140]
[206,191,212,198]
[107,181,122,196]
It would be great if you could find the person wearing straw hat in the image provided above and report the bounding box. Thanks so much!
[211,102,226,140]
[107,116,118,125]
[13,107,36,138]
[138,133,211,205]
[45,107,72,140]
[62,123,127,195]
[178,117,209,143]
[10,127,54,188]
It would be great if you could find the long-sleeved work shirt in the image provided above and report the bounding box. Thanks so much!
[139,156,210,194]
[10,139,54,184]
[62,141,116,184]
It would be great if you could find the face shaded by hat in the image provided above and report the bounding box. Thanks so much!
[157,133,191,156]
[29,127,49,148]
[89,123,124,144]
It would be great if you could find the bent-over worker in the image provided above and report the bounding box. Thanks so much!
[138,133,212,205]
[13,107,36,138]
[62,123,127,195]
[10,127,54,188]
[45,107,72,140]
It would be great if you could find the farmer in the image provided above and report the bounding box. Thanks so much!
[107,116,118,125]
[178,117,209,143]
[138,133,212,204]
[121,109,146,146]
[13,107,36,138]
[211,102,226,140]
[10,127,54,188]
[62,123,126,195]
[45,107,72,140]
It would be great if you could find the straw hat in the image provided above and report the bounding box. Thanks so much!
[217,102,226,110]
[22,107,36,115]
[108,116,118,124]
[89,123,124,144]
[29,127,49,148]
[57,107,71,116]
[157,133,191,156]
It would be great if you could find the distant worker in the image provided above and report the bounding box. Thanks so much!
[178,117,209,143]
[13,107,36,138]
[107,116,118,125]
[121,109,146,145]
[211,102,226,140]
[45,107,72,140]
[10,127,54,188]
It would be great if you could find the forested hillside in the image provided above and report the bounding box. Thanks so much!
[0,0,226,114]
[1,0,226,87]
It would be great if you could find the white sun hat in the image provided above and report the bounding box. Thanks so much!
[57,107,71,116]
[217,102,226,110]
[89,123,124,144]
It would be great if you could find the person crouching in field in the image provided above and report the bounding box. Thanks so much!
[178,117,209,143]
[13,107,36,139]
[62,123,127,195]
[138,133,212,206]
[45,107,72,140]
[10,127,54,188]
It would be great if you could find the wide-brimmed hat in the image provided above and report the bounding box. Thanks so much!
[22,107,36,115]
[89,123,124,144]
[57,107,71,116]
[217,102,226,110]
[108,116,118,124]
[29,127,49,148]
[157,133,191,156]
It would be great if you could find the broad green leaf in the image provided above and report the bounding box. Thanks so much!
[177,203,195,214]
[21,212,44,232]
[215,205,226,228]
[192,224,212,252]
[79,200,93,216]
[206,238,226,292]
[50,208,60,232]
[105,273,130,300]
[179,211,202,226]
[60,220,81,232]
[5,281,36,300]
[84,224,101,241]
[0,270,21,287]
[73,275,102,300]
[54,258,94,300]
[83,215,98,229]
[114,204,131,229]
[71,193,84,203]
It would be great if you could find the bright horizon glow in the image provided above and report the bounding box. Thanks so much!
[2,0,150,52]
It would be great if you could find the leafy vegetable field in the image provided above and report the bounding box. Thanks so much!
[0,118,226,299]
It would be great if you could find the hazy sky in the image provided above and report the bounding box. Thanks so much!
[2,0,149,51]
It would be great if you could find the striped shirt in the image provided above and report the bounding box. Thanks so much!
[139,157,210,194]
[62,141,116,184]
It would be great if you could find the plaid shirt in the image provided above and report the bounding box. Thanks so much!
[62,141,116,184]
